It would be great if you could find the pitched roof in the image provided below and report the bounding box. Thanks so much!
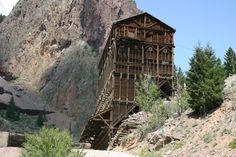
[114,12,176,32]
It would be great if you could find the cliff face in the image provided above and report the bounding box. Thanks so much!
[0,0,139,134]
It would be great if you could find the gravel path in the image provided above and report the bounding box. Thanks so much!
[0,148,139,157]
[0,147,21,157]
[83,149,139,157]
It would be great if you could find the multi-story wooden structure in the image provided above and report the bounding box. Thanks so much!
[80,12,175,149]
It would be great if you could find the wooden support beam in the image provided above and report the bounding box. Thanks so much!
[164,32,167,43]
[124,26,127,37]
[157,45,159,77]
[93,118,112,122]
[98,114,111,128]
[92,108,111,119]
[115,27,117,37]
[133,20,142,27]
[119,73,122,101]
[118,24,173,34]
[111,75,115,102]
[142,44,144,73]
[147,22,158,28]
[171,39,174,96]
[144,15,147,27]
[127,46,130,101]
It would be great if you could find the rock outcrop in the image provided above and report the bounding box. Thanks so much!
[0,0,139,135]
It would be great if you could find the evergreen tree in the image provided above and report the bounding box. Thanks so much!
[0,14,6,23]
[174,66,186,90]
[186,44,225,115]
[5,96,20,121]
[173,66,188,115]
[36,113,44,127]
[224,47,236,76]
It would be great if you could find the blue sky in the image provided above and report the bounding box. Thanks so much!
[0,0,18,15]
[136,0,236,72]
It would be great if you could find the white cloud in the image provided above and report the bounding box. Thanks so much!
[0,0,19,15]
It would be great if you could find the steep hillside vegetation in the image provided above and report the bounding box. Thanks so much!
[112,75,236,157]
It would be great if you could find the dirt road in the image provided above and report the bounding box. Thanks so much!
[82,149,139,157]
[0,148,139,157]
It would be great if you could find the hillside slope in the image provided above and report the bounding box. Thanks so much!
[113,75,236,157]
[0,0,139,135]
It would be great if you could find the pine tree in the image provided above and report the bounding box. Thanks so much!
[36,113,44,127]
[174,66,188,115]
[174,66,186,90]
[5,96,20,121]
[186,44,225,115]
[224,47,236,76]
[0,14,6,23]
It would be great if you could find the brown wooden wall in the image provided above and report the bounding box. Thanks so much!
[97,12,175,115]
[81,13,175,149]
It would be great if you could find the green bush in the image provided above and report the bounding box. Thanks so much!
[228,138,236,149]
[145,103,170,132]
[221,128,231,135]
[136,75,171,134]
[175,142,184,149]
[21,127,73,157]
[139,148,158,157]
[202,132,215,144]
[174,89,189,116]
[68,149,86,157]
[135,75,161,113]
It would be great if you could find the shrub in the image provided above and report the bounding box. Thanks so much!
[21,127,72,157]
[228,138,236,149]
[136,75,172,134]
[174,89,189,116]
[175,142,184,149]
[135,75,161,113]
[202,132,214,144]
[139,148,157,157]
[120,135,129,148]
[221,128,231,135]
[68,149,86,157]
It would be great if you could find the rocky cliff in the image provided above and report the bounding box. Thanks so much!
[0,0,139,135]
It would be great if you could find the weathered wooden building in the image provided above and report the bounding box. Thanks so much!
[80,12,175,149]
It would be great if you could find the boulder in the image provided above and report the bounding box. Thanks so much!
[0,132,9,147]
[8,133,25,147]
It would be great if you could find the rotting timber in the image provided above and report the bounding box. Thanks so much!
[80,12,176,149]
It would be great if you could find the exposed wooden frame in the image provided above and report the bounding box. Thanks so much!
[80,12,175,149]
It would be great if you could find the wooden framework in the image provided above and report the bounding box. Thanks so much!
[80,12,176,149]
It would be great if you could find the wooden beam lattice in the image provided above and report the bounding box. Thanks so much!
[80,12,175,149]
